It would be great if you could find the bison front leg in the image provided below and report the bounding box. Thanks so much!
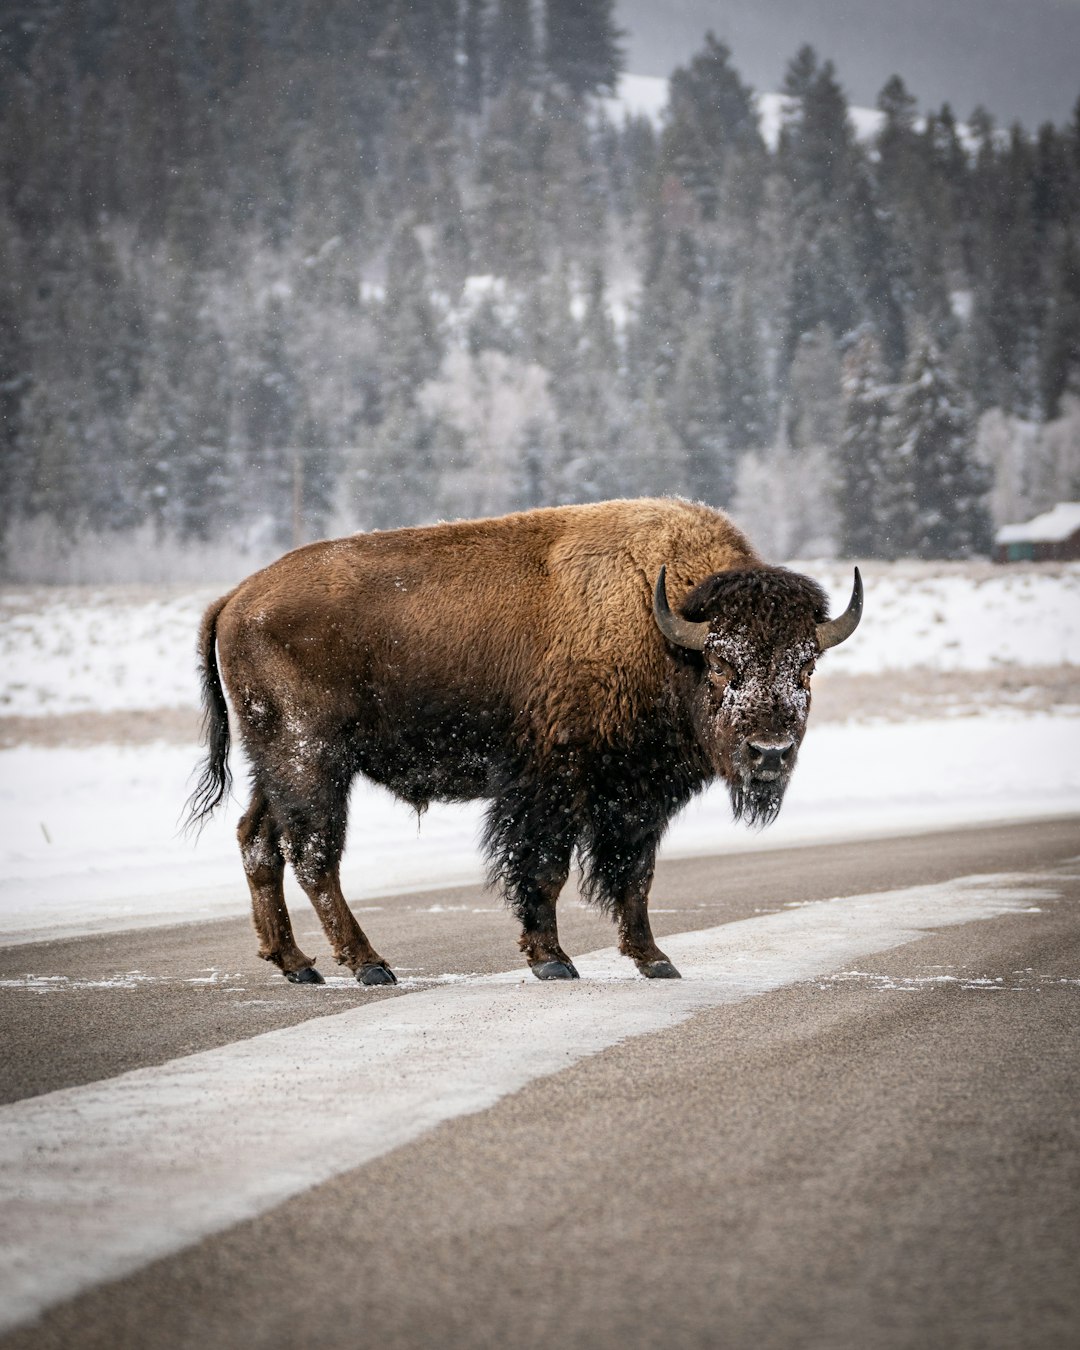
[582,804,680,980]
[517,866,577,980]
[613,878,680,979]
[484,793,577,981]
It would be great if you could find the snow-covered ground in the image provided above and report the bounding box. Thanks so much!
[3,564,1078,718]
[1,563,1078,944]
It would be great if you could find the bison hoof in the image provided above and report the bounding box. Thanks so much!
[531,960,580,981]
[285,966,325,985]
[639,960,681,979]
[357,964,397,986]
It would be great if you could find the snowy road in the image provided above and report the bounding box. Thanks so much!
[1,817,1077,1349]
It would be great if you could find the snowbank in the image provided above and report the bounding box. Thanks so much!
[2,564,1077,717]
[804,563,1080,676]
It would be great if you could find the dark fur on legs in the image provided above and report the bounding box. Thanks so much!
[484,756,579,974]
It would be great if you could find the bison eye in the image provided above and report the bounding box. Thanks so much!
[800,660,815,690]
[708,656,739,691]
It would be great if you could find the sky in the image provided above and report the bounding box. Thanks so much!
[617,0,1080,128]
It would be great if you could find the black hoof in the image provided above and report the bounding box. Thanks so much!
[285,965,324,985]
[531,960,580,981]
[639,960,681,979]
[357,964,397,986]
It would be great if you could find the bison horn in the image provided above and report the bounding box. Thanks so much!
[653,566,710,652]
[816,567,863,650]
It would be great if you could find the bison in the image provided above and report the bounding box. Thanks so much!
[188,497,861,984]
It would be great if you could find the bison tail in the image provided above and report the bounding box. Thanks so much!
[185,594,234,834]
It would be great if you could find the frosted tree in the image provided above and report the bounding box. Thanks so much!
[733,440,839,561]
[1040,231,1080,419]
[361,223,444,527]
[553,263,627,502]
[668,300,737,505]
[787,324,842,451]
[459,0,486,112]
[837,327,909,558]
[488,0,536,97]
[543,0,622,99]
[129,276,235,542]
[889,330,993,557]
[476,84,544,279]
[418,347,558,517]
[660,32,762,221]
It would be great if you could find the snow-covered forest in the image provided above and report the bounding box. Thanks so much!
[2,0,1079,580]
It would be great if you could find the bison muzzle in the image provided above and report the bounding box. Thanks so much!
[188,498,861,985]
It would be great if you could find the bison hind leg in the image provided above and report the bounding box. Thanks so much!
[269,774,397,986]
[238,787,322,983]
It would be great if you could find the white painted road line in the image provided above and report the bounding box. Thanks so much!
[0,873,1059,1333]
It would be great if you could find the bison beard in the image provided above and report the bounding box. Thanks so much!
[188,498,861,985]
[730,776,787,829]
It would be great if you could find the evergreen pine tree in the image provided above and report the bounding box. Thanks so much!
[778,51,868,370]
[364,397,438,529]
[542,0,622,99]
[476,83,544,278]
[659,33,761,220]
[837,327,908,558]
[787,324,842,451]
[459,0,486,113]
[874,77,954,353]
[243,294,301,546]
[889,330,992,558]
[669,306,735,505]
[362,222,444,526]
[378,222,444,410]
[0,218,29,543]
[779,48,857,207]
[724,281,771,451]
[559,261,625,498]
[1039,230,1080,418]
[488,0,535,97]
[130,271,235,541]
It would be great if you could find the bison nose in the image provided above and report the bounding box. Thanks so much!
[746,738,794,777]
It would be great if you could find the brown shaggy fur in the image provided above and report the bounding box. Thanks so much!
[214,497,758,749]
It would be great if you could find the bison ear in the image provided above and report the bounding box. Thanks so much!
[816,567,863,651]
[653,566,710,652]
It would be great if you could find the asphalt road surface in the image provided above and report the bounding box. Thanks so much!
[1,817,1078,1349]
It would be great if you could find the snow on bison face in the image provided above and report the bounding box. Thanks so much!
[654,564,863,827]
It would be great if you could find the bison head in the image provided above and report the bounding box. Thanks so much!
[654,564,862,827]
